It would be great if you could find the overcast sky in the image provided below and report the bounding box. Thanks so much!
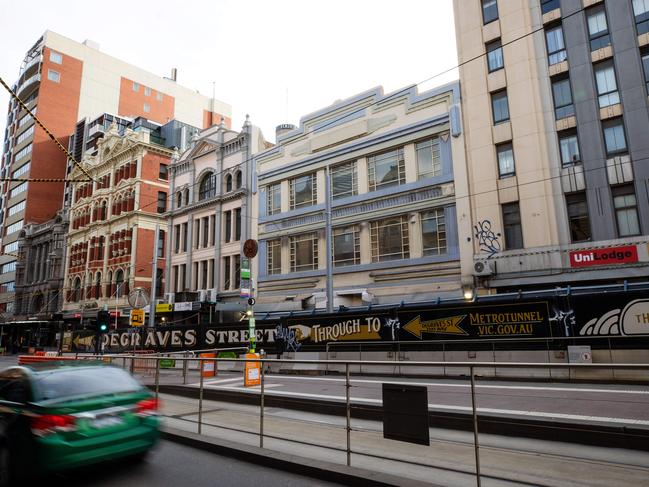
[0,0,458,143]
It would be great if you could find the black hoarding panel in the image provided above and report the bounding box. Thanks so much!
[382,383,430,446]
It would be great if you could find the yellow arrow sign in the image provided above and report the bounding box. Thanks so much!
[403,315,467,339]
[73,335,94,348]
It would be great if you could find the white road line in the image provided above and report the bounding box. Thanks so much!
[203,377,244,385]
[262,375,649,395]
[204,385,649,426]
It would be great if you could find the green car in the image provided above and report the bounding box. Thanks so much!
[0,362,160,485]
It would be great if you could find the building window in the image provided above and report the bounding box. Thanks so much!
[370,215,410,262]
[491,90,510,124]
[10,182,27,198]
[50,51,62,64]
[156,92,163,101]
[6,220,23,236]
[331,162,357,200]
[367,148,406,191]
[47,69,60,83]
[612,185,641,236]
[290,233,319,272]
[202,218,209,248]
[143,103,150,113]
[486,39,504,72]
[267,239,282,275]
[224,210,232,243]
[1,262,16,274]
[290,173,317,209]
[502,202,523,250]
[587,7,611,51]
[602,118,627,155]
[12,162,30,178]
[482,0,498,24]
[144,86,151,96]
[421,209,447,256]
[157,191,166,213]
[233,255,240,289]
[594,61,620,108]
[496,142,515,177]
[545,25,567,65]
[14,143,32,162]
[566,192,591,242]
[8,201,25,217]
[236,171,242,189]
[182,223,188,252]
[267,183,281,215]
[226,174,233,192]
[133,82,140,92]
[199,172,217,200]
[18,108,36,128]
[416,137,442,180]
[235,208,241,241]
[559,131,580,165]
[333,226,360,267]
[541,0,560,14]
[551,77,575,119]
[642,50,649,94]
[223,256,231,290]
[157,230,165,258]
[4,242,18,254]
[15,125,34,146]
[633,0,649,35]
[159,164,168,180]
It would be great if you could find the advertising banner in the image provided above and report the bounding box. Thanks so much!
[569,245,638,268]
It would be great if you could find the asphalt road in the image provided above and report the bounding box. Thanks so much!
[46,439,343,487]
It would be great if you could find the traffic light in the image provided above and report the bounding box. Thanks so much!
[97,310,110,334]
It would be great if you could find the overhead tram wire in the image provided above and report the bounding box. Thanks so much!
[0,75,94,183]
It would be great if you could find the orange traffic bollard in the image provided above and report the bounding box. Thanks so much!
[243,353,261,387]
[200,352,216,378]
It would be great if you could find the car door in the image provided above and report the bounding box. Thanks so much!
[0,368,33,472]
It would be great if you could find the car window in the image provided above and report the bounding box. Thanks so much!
[0,371,30,403]
[32,367,142,401]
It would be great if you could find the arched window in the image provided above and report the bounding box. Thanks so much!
[176,191,182,208]
[101,201,107,220]
[225,174,233,192]
[115,269,124,297]
[184,188,190,205]
[73,277,82,302]
[199,172,217,200]
[235,171,242,189]
[95,272,102,298]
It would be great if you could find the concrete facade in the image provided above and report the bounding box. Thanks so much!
[166,118,270,315]
[454,0,649,290]
[255,83,471,310]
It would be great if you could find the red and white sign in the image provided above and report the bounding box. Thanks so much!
[569,245,638,268]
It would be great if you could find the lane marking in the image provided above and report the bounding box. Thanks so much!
[204,377,244,385]
[204,385,649,426]
[262,375,649,396]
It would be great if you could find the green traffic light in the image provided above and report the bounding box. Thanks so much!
[99,324,108,332]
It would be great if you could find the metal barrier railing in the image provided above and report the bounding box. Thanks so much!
[72,354,649,487]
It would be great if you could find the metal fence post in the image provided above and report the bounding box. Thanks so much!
[260,358,265,448]
[608,337,615,380]
[198,358,204,435]
[155,356,160,401]
[492,342,497,378]
[183,351,188,385]
[130,353,135,374]
[346,362,351,466]
[470,365,481,487]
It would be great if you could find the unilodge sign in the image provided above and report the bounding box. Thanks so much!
[570,245,638,268]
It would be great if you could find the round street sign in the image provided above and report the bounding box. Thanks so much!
[243,239,258,258]
[128,287,150,308]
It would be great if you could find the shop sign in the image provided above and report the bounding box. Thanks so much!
[569,245,638,268]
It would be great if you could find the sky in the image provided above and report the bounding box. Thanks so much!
[0,0,458,143]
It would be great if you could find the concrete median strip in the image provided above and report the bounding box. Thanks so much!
[161,425,436,487]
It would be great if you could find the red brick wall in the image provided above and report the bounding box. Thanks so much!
[24,47,83,223]
[134,227,165,293]
[138,152,170,214]
[203,110,232,129]
[118,77,174,124]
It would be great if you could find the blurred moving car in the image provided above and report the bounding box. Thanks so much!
[0,362,160,485]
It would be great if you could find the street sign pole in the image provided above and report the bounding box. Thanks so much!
[242,240,258,352]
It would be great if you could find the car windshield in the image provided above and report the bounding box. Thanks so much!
[31,366,142,401]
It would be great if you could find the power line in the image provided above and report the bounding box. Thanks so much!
[0,76,94,183]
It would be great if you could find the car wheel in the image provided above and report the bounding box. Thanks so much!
[0,444,11,487]
[130,449,150,463]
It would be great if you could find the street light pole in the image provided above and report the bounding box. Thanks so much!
[148,224,160,329]
[325,166,334,313]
